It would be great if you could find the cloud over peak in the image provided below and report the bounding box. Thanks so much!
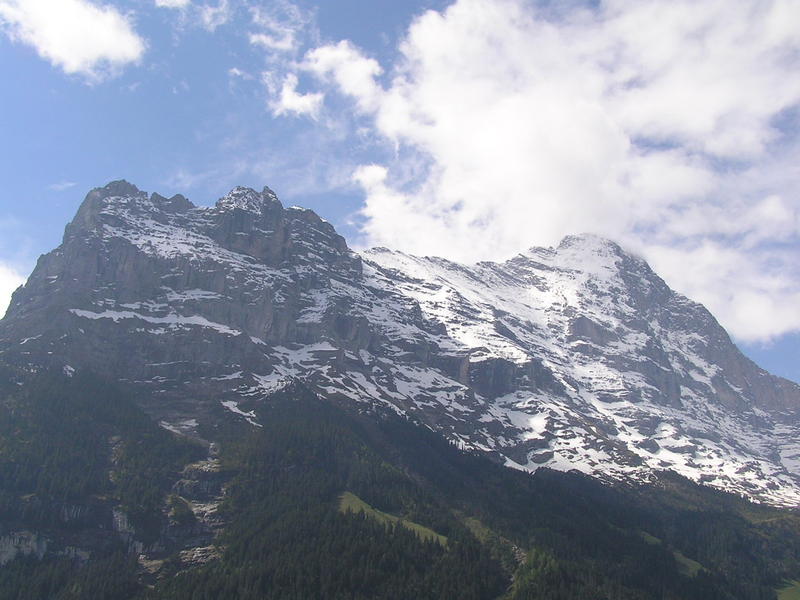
[287,0,800,342]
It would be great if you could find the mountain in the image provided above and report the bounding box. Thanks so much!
[2,181,800,598]
[2,181,799,504]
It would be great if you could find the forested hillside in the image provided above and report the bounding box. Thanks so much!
[2,371,800,598]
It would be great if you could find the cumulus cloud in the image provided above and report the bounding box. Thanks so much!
[270,73,323,118]
[304,41,383,113]
[0,262,24,319]
[0,0,145,80]
[291,0,800,342]
[644,241,800,341]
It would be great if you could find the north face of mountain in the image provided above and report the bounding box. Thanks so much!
[363,237,800,504]
[2,180,800,506]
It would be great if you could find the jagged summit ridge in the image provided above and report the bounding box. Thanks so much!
[69,181,284,235]
[215,185,281,213]
[2,181,800,506]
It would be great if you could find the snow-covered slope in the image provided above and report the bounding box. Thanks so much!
[2,181,800,506]
[362,241,800,505]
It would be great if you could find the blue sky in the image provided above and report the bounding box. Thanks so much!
[0,0,798,383]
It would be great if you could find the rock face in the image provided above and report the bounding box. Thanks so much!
[2,180,800,506]
[0,530,47,566]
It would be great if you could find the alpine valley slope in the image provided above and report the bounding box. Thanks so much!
[3,180,800,507]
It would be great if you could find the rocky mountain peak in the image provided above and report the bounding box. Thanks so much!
[98,179,145,198]
[557,232,623,251]
[65,180,145,236]
[540,233,639,271]
[2,181,800,507]
[215,186,281,214]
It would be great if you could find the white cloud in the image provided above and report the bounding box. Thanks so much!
[249,32,289,51]
[248,1,312,53]
[228,66,252,80]
[246,1,324,122]
[0,0,145,80]
[295,0,800,342]
[48,180,77,192]
[644,241,800,341]
[155,0,190,8]
[0,262,24,319]
[305,41,383,112]
[199,0,229,32]
[270,73,323,118]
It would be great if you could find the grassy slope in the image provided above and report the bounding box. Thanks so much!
[339,491,449,546]
[639,529,705,577]
[778,581,800,600]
